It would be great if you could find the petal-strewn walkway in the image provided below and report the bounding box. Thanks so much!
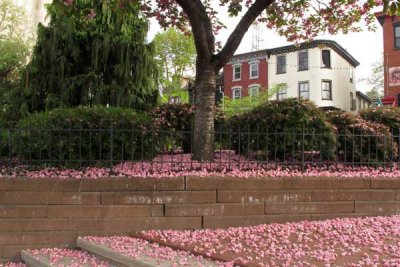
[140,215,400,266]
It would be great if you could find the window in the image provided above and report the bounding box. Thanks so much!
[249,62,259,79]
[233,65,241,80]
[232,87,242,100]
[321,80,332,100]
[249,86,260,100]
[168,96,181,104]
[350,92,356,111]
[277,55,286,74]
[276,84,287,100]
[298,50,309,71]
[321,50,331,68]
[349,67,354,83]
[395,26,400,49]
[298,81,310,99]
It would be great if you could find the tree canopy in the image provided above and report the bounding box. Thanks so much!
[0,0,32,83]
[0,0,33,126]
[23,0,159,112]
[362,59,384,99]
[153,28,196,103]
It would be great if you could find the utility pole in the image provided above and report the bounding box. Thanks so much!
[251,22,264,52]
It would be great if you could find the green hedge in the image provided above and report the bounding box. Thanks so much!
[227,99,336,161]
[9,106,153,166]
[326,110,397,163]
[151,103,225,153]
[360,106,400,135]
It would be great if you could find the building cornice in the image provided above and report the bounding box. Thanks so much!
[267,40,360,67]
[228,39,360,67]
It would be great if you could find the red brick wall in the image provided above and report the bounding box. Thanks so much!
[379,14,400,97]
[1,177,400,262]
[223,59,268,99]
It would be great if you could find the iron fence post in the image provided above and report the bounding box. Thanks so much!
[110,125,113,172]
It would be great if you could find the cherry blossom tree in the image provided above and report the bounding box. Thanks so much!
[80,0,399,161]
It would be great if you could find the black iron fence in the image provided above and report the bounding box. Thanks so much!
[0,127,399,175]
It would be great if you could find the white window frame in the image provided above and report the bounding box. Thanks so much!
[276,54,287,74]
[249,61,259,79]
[232,64,242,81]
[232,86,242,101]
[395,25,400,49]
[276,84,287,100]
[298,50,309,71]
[321,80,332,100]
[249,84,260,100]
[298,81,310,99]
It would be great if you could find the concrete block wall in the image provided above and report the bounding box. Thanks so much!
[1,176,400,261]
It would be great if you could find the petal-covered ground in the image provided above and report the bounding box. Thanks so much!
[3,152,400,179]
[0,264,26,267]
[82,236,233,266]
[27,248,109,266]
[139,215,400,267]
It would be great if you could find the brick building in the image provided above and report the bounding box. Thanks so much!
[376,13,400,98]
[223,40,367,112]
[223,50,269,100]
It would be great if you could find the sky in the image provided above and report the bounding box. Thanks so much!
[23,0,383,93]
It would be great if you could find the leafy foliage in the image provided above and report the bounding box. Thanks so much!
[360,59,384,99]
[0,0,33,126]
[153,28,196,103]
[140,1,393,42]
[361,106,400,135]
[23,0,159,113]
[227,99,336,161]
[326,110,397,164]
[0,0,33,41]
[151,103,225,153]
[10,106,153,166]
[221,84,283,117]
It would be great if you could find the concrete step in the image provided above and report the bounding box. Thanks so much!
[21,248,113,267]
[76,237,220,267]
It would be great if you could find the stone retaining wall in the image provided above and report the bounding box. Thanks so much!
[1,176,400,261]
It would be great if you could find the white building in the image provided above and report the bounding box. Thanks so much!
[268,40,362,112]
[224,40,371,113]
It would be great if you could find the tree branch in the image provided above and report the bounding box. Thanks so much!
[175,0,215,64]
[213,0,274,70]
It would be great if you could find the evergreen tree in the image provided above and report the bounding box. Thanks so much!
[23,0,158,112]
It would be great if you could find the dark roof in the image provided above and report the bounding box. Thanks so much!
[231,39,360,67]
[267,40,359,67]
[356,91,373,104]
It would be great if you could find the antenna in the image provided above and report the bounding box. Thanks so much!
[251,22,264,52]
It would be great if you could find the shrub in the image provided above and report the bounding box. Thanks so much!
[151,103,225,153]
[227,99,336,161]
[360,106,400,135]
[10,106,153,167]
[326,110,397,163]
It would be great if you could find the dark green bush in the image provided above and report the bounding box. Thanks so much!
[326,110,397,163]
[360,106,400,135]
[227,99,336,161]
[151,104,225,153]
[10,106,153,166]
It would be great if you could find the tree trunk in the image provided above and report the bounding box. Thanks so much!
[192,63,216,161]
